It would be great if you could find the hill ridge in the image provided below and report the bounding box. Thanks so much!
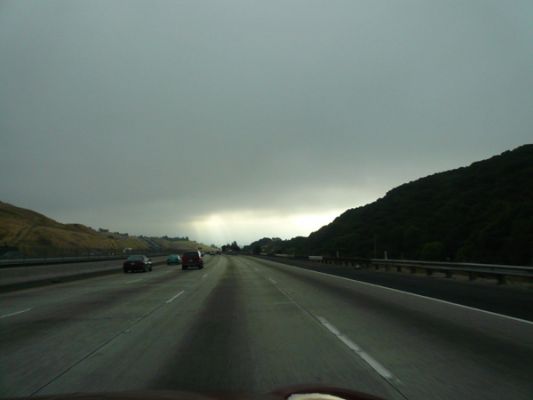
[246,144,533,266]
[0,201,212,257]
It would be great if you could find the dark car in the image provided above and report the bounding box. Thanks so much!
[123,255,152,273]
[166,254,181,265]
[181,251,203,270]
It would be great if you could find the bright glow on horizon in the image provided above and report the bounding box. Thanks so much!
[288,212,340,232]
[188,209,343,246]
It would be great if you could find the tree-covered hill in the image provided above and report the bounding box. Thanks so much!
[248,145,533,265]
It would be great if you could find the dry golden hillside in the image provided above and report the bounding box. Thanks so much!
[0,201,213,257]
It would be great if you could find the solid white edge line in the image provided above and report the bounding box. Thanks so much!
[126,279,142,284]
[268,260,533,326]
[318,316,395,381]
[166,290,184,303]
[0,308,32,319]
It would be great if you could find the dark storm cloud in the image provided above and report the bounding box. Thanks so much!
[1,0,532,244]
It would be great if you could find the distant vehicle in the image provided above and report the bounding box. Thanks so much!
[181,251,203,270]
[166,254,181,265]
[123,255,152,273]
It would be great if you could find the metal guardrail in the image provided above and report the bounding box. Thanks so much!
[0,253,168,268]
[319,256,533,284]
[0,255,170,292]
[0,255,122,267]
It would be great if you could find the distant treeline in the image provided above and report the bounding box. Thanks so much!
[161,235,189,241]
[245,145,533,266]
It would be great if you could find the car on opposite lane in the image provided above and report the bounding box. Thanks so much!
[123,255,153,273]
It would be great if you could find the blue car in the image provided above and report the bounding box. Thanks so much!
[166,254,181,265]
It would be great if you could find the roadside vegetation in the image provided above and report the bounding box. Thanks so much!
[245,145,533,266]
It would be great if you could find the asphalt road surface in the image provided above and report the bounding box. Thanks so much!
[255,256,533,321]
[1,255,532,399]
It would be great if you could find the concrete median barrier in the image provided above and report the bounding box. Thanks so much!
[0,257,167,292]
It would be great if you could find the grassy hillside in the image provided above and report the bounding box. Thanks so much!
[0,201,213,257]
[247,145,533,265]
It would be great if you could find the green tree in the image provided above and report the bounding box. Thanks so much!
[420,241,445,261]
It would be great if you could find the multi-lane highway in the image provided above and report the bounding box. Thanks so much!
[1,255,532,399]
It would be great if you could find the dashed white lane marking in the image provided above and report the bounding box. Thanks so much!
[0,308,32,319]
[166,290,184,303]
[317,316,397,382]
[254,268,259,272]
[126,279,142,284]
[202,273,209,279]
[264,272,401,388]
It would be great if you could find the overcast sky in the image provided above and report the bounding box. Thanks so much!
[1,1,532,246]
